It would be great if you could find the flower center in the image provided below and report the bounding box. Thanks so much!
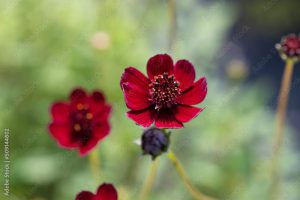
[149,72,181,110]
[281,35,300,56]
[286,38,299,49]
[70,103,94,144]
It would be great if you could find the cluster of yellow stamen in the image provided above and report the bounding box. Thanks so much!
[73,103,94,132]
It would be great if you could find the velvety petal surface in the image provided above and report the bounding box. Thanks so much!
[70,88,87,102]
[93,121,111,140]
[154,109,183,128]
[120,67,149,90]
[93,105,112,122]
[174,60,196,91]
[177,77,207,105]
[121,82,150,110]
[75,191,95,200]
[91,91,105,103]
[147,54,174,79]
[49,123,77,148]
[173,105,203,123]
[127,108,154,127]
[96,183,118,200]
[50,102,70,123]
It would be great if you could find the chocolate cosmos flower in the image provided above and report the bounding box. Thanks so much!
[48,88,111,156]
[120,54,207,128]
[76,183,118,200]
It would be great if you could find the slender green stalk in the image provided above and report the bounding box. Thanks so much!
[271,59,295,200]
[167,150,216,200]
[88,149,101,183]
[139,159,160,200]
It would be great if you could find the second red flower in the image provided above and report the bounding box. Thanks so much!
[48,88,112,156]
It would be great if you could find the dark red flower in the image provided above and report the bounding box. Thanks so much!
[120,54,207,128]
[75,183,118,200]
[48,88,111,156]
[276,33,300,62]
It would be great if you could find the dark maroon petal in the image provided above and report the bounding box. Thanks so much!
[121,82,151,110]
[91,91,105,103]
[147,54,174,79]
[177,77,207,105]
[70,88,87,102]
[93,105,112,122]
[76,191,95,200]
[88,91,109,114]
[120,67,149,91]
[93,121,110,140]
[50,102,70,123]
[48,123,78,148]
[127,108,154,127]
[79,136,101,156]
[173,105,203,123]
[154,109,183,128]
[96,183,118,200]
[174,60,196,91]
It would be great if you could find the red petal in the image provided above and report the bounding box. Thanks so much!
[96,183,118,200]
[121,82,151,110]
[120,67,151,110]
[89,91,110,115]
[178,77,207,105]
[127,108,154,127]
[79,136,100,156]
[154,109,183,128]
[50,102,70,123]
[174,60,196,91]
[93,121,111,140]
[120,67,149,91]
[70,88,87,102]
[173,105,203,123]
[93,105,112,122]
[91,91,105,103]
[147,54,174,79]
[76,191,95,200]
[48,123,78,148]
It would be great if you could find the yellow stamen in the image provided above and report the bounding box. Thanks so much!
[74,124,81,132]
[86,113,93,120]
[77,103,84,110]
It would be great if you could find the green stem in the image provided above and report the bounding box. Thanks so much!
[270,59,295,200]
[139,159,160,200]
[88,149,101,183]
[167,150,216,200]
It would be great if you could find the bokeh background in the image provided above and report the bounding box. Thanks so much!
[0,0,300,199]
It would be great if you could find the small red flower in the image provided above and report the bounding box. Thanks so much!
[75,183,118,200]
[48,88,111,156]
[276,33,300,62]
[120,54,207,128]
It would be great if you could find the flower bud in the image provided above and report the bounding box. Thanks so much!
[275,33,300,62]
[141,128,170,160]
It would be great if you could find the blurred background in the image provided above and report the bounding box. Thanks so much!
[0,0,300,199]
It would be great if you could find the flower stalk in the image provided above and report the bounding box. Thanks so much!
[89,149,101,183]
[271,58,295,200]
[139,159,160,200]
[167,150,216,200]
